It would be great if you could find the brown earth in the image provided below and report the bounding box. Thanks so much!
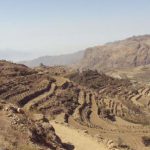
[77,35,150,71]
[0,60,150,150]
[105,64,150,85]
[0,99,67,150]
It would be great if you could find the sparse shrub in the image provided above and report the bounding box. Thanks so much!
[100,108,116,121]
[142,136,150,147]
[117,137,131,149]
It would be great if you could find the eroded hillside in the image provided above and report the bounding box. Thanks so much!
[0,99,67,150]
[0,60,150,150]
[78,35,150,71]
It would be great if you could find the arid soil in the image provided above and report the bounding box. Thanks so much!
[105,64,150,85]
[51,121,107,150]
[0,60,150,150]
[0,100,66,150]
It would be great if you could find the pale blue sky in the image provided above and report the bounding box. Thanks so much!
[0,0,150,61]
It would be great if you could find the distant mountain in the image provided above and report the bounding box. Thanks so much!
[78,35,150,71]
[20,50,84,67]
[20,35,150,70]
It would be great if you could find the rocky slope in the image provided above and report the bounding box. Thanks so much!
[0,60,76,150]
[0,100,66,150]
[68,70,150,150]
[0,60,150,150]
[78,35,150,71]
[105,64,150,85]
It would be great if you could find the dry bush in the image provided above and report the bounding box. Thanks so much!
[142,136,150,147]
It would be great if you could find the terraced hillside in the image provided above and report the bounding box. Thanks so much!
[0,61,76,150]
[68,70,150,150]
[0,60,150,150]
[0,60,79,118]
[105,64,150,85]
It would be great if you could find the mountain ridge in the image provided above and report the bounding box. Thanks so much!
[20,35,150,71]
[20,50,84,67]
[78,35,150,71]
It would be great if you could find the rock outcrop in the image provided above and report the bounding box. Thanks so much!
[0,100,66,150]
[78,35,150,71]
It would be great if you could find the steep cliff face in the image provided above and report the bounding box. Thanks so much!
[78,35,150,71]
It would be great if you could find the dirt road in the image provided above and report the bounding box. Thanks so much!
[51,121,108,150]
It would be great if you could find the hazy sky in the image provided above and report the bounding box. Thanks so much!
[0,0,150,61]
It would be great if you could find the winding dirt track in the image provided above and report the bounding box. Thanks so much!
[51,121,108,150]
